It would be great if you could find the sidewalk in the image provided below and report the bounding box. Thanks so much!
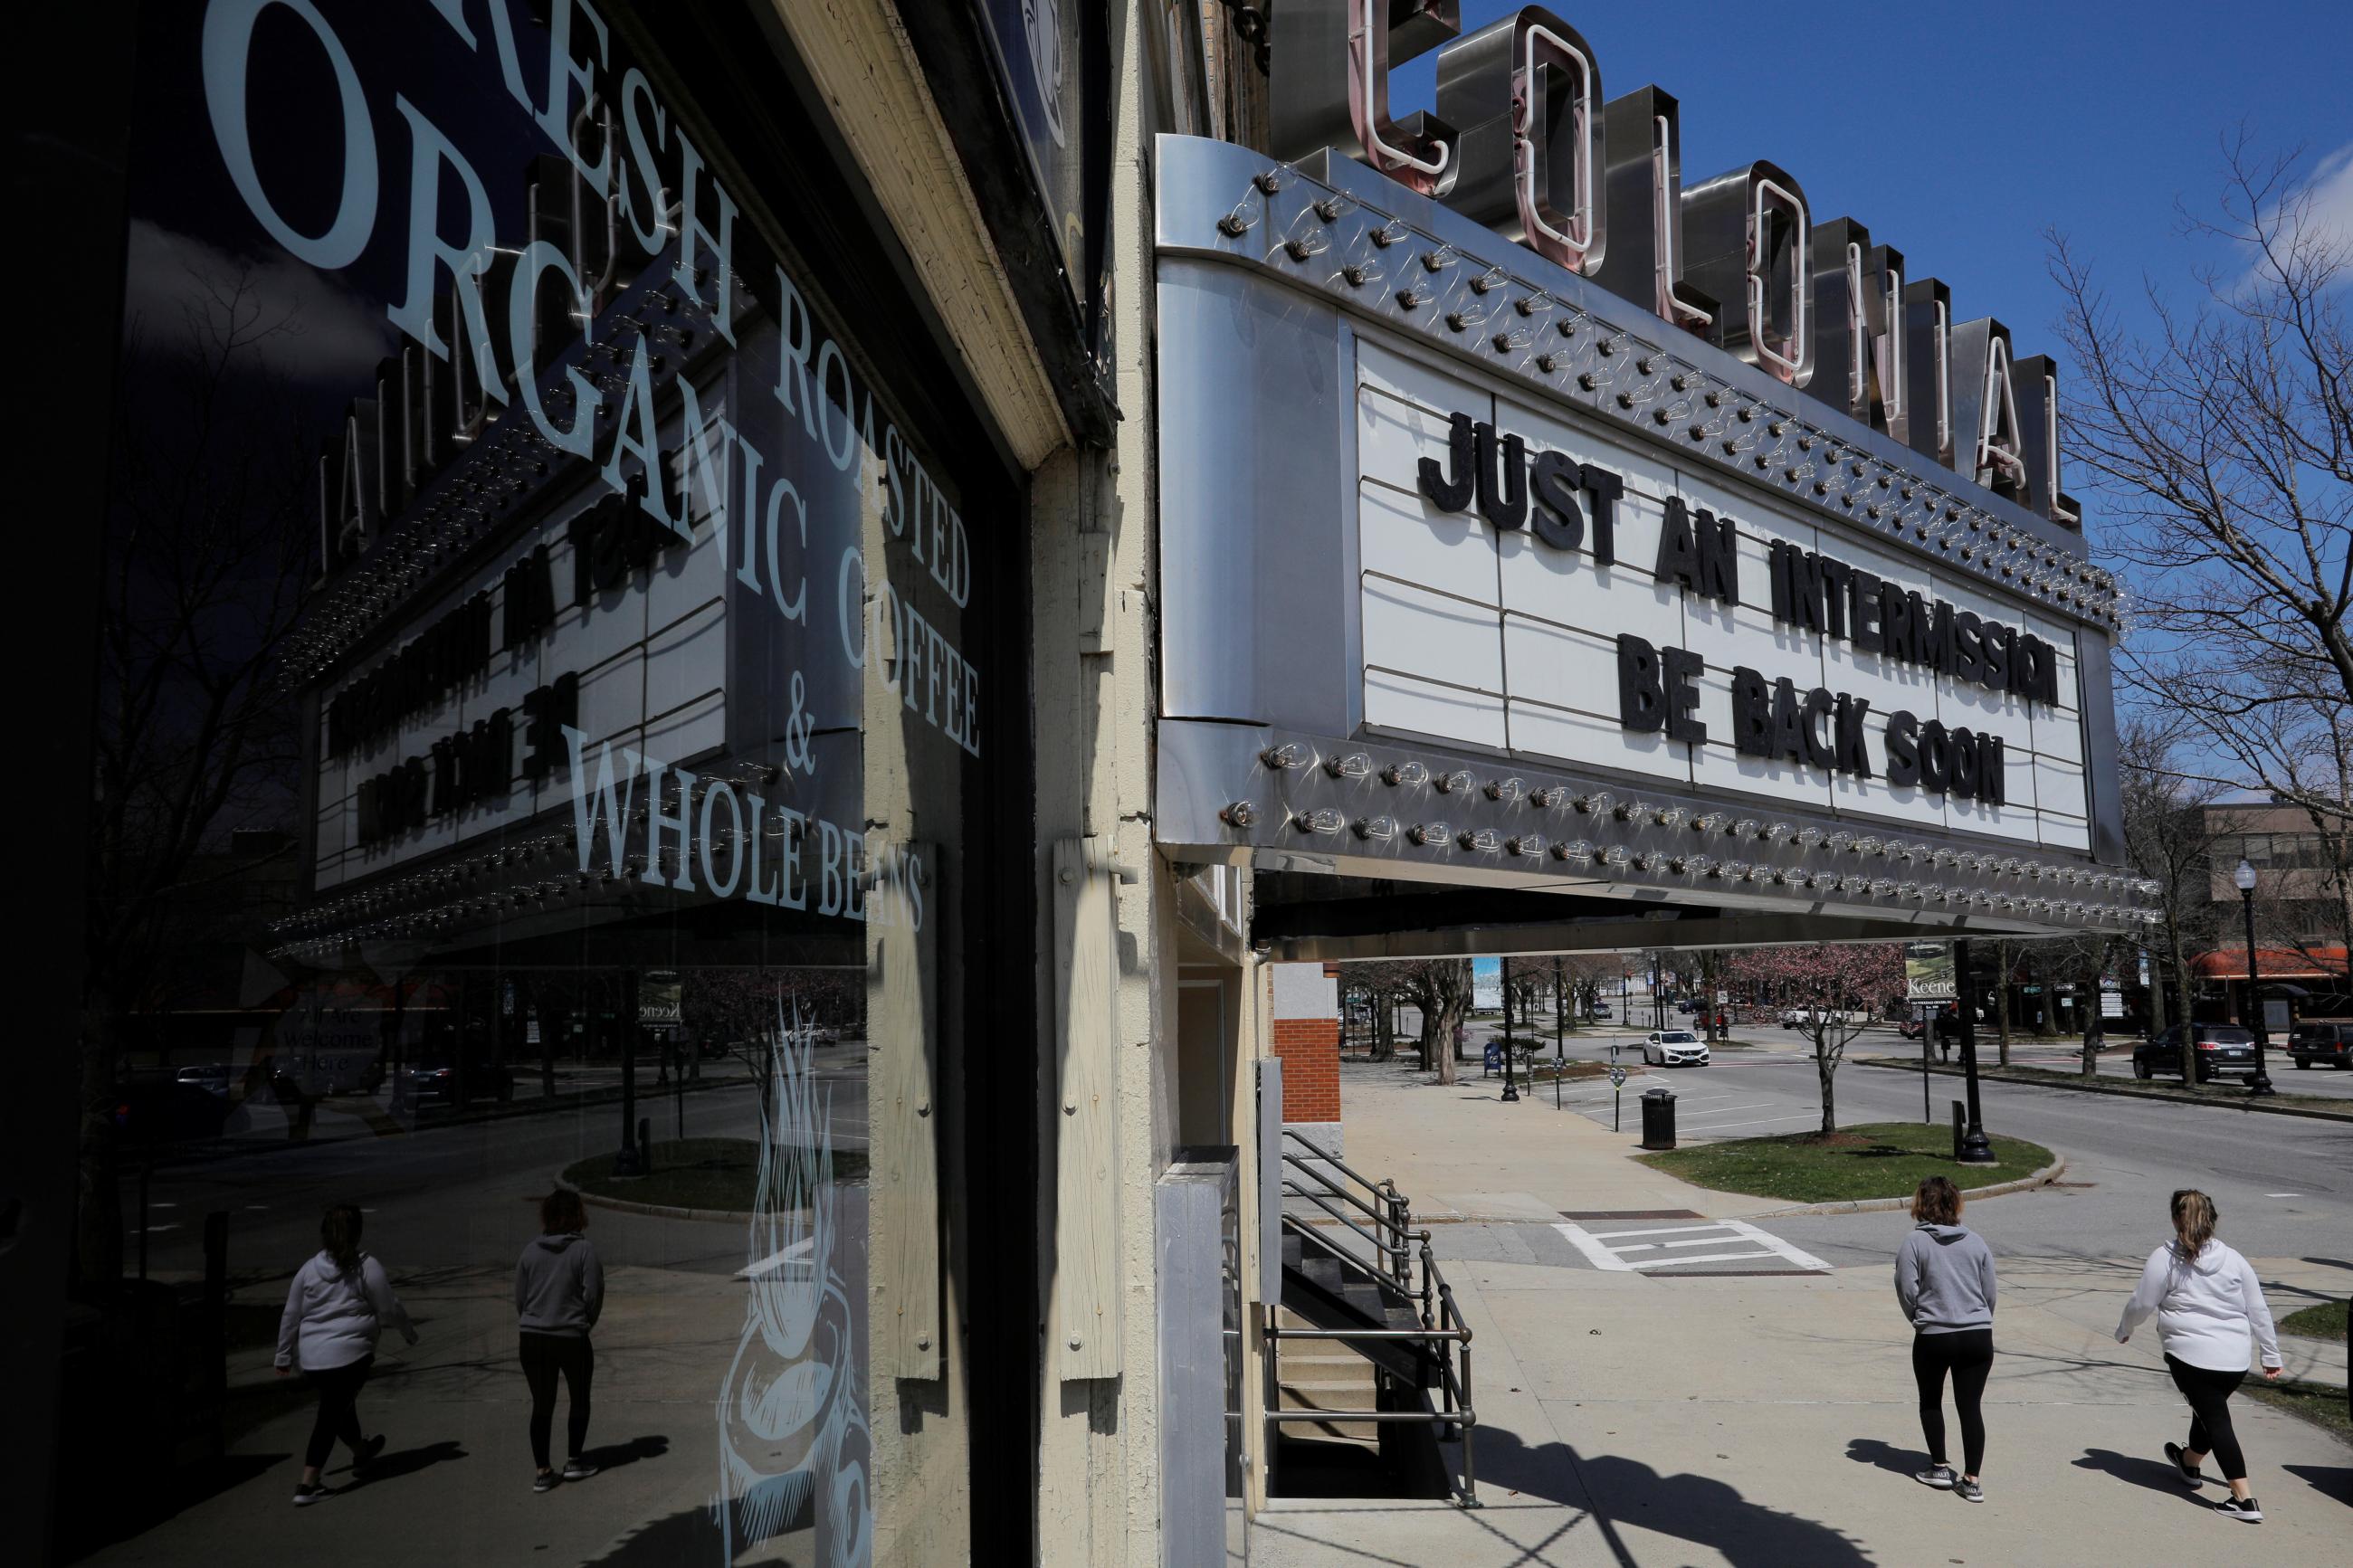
[1330,1054,1791,1223]
[76,1233,805,1567]
[1255,1060,2353,1566]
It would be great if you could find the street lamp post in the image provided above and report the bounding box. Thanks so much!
[2235,860,2276,1097]
[1500,955,1520,1101]
[1955,938,1996,1164]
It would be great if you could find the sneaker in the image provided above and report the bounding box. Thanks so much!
[350,1434,386,1475]
[1914,1464,1957,1489]
[1954,1477,1985,1503]
[532,1470,559,1494]
[2164,1441,2205,1488]
[2212,1496,2262,1523]
[562,1458,600,1482]
[293,1482,327,1507]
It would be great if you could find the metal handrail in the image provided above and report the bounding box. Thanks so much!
[1281,1181,1417,1270]
[1280,1127,1396,1212]
[1272,1174,1479,1506]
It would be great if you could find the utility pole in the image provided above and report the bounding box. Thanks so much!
[1500,955,1519,1101]
[1956,939,1996,1164]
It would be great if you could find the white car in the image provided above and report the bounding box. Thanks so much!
[1643,1030,1710,1067]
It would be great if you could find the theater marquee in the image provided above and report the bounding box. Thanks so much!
[1151,127,2146,938]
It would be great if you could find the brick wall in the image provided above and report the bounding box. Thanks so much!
[1270,1016,1340,1123]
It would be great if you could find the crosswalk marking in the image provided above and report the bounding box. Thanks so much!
[1552,1217,1831,1274]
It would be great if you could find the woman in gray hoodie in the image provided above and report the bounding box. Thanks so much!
[1894,1176,1999,1502]
[515,1188,606,1492]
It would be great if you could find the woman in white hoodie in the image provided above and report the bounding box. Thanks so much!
[2114,1189,2282,1523]
[274,1204,419,1506]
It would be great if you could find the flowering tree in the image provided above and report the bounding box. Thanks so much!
[1723,943,1907,1134]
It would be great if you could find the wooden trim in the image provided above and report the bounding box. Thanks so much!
[770,0,1071,470]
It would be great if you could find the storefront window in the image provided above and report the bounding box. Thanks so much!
[71,4,995,1560]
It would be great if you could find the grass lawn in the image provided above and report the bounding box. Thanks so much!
[1635,1119,2054,1205]
[2247,1377,2352,1446]
[2282,1298,2348,1342]
[564,1136,866,1212]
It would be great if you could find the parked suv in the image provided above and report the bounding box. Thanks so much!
[2133,1023,2259,1082]
[2287,1022,2351,1070]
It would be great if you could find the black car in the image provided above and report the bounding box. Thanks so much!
[2132,1023,2259,1082]
[2287,1021,2351,1070]
[112,1078,236,1145]
[405,1058,516,1106]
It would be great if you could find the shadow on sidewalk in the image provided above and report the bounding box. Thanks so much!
[1476,1429,1872,1567]
[1842,1438,1921,1479]
[580,1491,812,1566]
[350,1439,467,1486]
[578,1433,671,1472]
[57,1452,285,1563]
[2070,1447,2194,1498]
[2280,1463,2351,1506]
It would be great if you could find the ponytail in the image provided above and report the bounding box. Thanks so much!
[2169,1189,2217,1263]
[320,1203,365,1273]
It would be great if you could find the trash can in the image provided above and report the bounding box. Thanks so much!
[1639,1087,1677,1150]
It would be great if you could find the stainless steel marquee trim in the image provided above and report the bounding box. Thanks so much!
[1158,717,2154,938]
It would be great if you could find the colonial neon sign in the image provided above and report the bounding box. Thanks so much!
[1268,1,2077,527]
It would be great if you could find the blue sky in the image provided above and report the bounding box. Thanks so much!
[1392,1,2351,405]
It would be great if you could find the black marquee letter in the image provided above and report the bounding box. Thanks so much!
[1528,450,1585,551]
[1617,633,1664,732]
[1418,412,1476,512]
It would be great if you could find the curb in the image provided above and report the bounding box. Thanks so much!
[556,1172,754,1224]
[1857,1057,2353,1124]
[1746,1156,2067,1219]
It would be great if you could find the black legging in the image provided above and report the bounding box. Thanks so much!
[519,1332,595,1469]
[1912,1329,1995,1475]
[2166,1354,2249,1481]
[304,1355,374,1469]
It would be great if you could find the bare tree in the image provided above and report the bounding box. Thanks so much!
[2119,718,2228,1078]
[1344,958,1475,1085]
[81,263,313,1295]
[2049,135,2351,966]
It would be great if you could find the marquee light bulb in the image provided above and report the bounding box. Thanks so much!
[1695,813,1727,833]
[1382,760,1429,787]
[1796,826,1824,848]
[1688,856,1717,877]
[1654,805,1686,828]
[1459,828,1502,853]
[1325,751,1373,779]
[1291,808,1345,834]
[1260,743,1312,770]
[1722,860,1751,881]
[1577,791,1615,815]
[1487,776,1526,803]
[1508,833,1546,857]
[1617,799,1653,822]
[1853,836,1882,857]
[1552,840,1596,865]
[1355,815,1398,842]
[1765,822,1793,842]
[1601,845,1630,868]
[1435,769,1474,794]
[1408,822,1450,846]
[1529,785,1569,808]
